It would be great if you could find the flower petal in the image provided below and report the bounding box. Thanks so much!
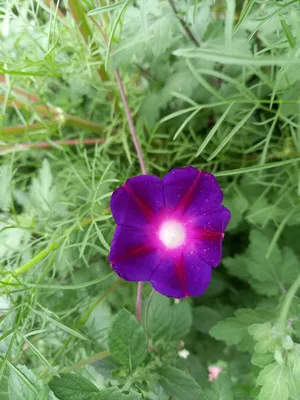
[108,225,160,281]
[110,175,164,229]
[150,251,212,298]
[163,166,223,217]
[193,206,231,232]
[191,229,225,267]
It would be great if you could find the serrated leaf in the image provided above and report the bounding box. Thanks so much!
[210,317,245,346]
[170,301,193,340]
[146,294,192,342]
[204,372,234,400]
[248,322,279,354]
[210,308,276,351]
[257,363,289,400]
[246,230,300,295]
[223,190,248,231]
[222,255,250,281]
[49,373,98,400]
[224,230,300,296]
[158,365,205,400]
[108,309,148,369]
[28,159,67,217]
[8,365,44,400]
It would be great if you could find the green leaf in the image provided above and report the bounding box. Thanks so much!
[170,301,193,340]
[96,387,141,399]
[108,309,148,368]
[246,230,300,296]
[210,308,276,352]
[146,293,192,342]
[26,159,67,217]
[174,47,300,66]
[223,230,300,296]
[193,306,223,334]
[105,0,131,71]
[257,363,289,400]
[186,355,210,388]
[195,103,233,157]
[222,185,249,231]
[214,157,300,177]
[158,365,205,400]
[248,322,279,354]
[208,106,257,160]
[222,255,251,281]
[49,373,98,400]
[18,333,59,377]
[8,365,44,400]
[204,373,234,400]
[87,1,126,16]
[288,344,300,377]
[234,0,256,34]
[251,352,274,368]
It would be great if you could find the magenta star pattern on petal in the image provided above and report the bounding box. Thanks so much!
[108,166,231,299]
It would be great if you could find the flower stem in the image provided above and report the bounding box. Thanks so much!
[114,71,147,322]
[80,7,148,322]
[145,289,155,340]
[277,274,300,333]
[135,281,143,323]
[114,70,147,174]
[167,0,200,47]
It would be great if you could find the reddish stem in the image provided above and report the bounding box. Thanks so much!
[0,138,105,154]
[114,71,147,322]
[114,70,147,175]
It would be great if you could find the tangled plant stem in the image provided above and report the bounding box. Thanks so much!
[69,2,148,322]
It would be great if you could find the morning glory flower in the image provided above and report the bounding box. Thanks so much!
[108,166,230,299]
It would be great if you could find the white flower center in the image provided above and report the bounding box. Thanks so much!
[159,220,186,249]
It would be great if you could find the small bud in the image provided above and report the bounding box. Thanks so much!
[282,335,294,350]
[208,366,222,382]
[274,348,284,365]
[178,349,189,359]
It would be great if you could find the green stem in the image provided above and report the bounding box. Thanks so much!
[1,122,57,137]
[60,349,110,373]
[64,115,104,134]
[79,278,122,325]
[0,217,95,288]
[0,242,58,286]
[68,0,110,83]
[1,116,105,137]
[278,274,300,333]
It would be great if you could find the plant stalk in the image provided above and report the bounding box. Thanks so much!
[68,0,116,105]
[0,138,106,154]
[278,274,300,333]
[167,0,200,46]
[0,217,95,288]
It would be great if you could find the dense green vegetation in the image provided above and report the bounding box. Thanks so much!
[1,1,300,399]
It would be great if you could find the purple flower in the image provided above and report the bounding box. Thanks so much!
[108,166,231,299]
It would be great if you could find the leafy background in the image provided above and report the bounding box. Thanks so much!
[1,0,300,399]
